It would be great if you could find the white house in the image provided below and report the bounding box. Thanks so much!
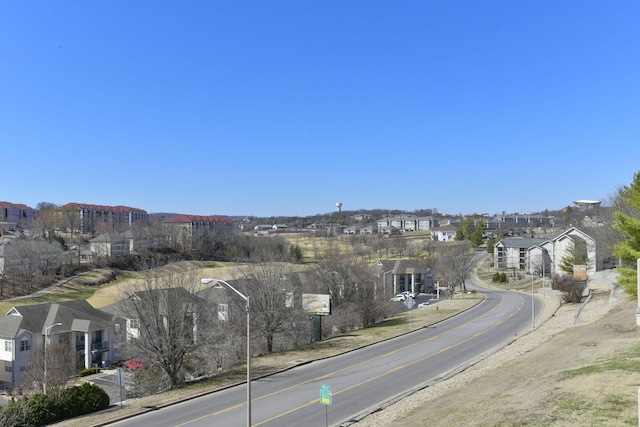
[90,232,131,257]
[431,225,457,242]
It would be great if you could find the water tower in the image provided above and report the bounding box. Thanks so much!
[336,202,342,212]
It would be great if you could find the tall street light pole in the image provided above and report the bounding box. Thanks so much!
[531,274,535,330]
[44,322,62,395]
[202,278,251,427]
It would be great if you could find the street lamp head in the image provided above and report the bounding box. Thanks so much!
[45,322,62,334]
[201,278,214,284]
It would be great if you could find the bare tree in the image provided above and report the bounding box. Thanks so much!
[309,249,385,330]
[233,258,306,354]
[116,264,212,389]
[4,240,63,293]
[309,249,360,307]
[58,207,81,239]
[438,242,476,297]
[35,202,59,241]
[23,342,77,402]
[552,275,587,303]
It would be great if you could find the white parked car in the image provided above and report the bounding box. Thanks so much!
[402,291,417,299]
[390,294,406,302]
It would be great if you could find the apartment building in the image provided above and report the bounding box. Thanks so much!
[162,214,233,251]
[0,201,35,231]
[56,203,148,235]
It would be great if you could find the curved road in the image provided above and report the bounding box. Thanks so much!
[109,284,540,427]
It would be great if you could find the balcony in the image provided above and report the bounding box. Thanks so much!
[90,341,109,354]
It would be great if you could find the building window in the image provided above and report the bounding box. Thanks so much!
[4,341,11,352]
[5,362,12,372]
[217,303,228,321]
[19,339,30,351]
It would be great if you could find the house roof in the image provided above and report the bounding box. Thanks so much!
[162,214,232,224]
[58,203,147,213]
[0,300,113,339]
[497,237,548,249]
[0,201,34,211]
[373,259,430,275]
[0,315,24,339]
[497,227,594,250]
[102,287,205,317]
[432,225,457,232]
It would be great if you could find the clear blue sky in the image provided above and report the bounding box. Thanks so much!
[2,1,638,218]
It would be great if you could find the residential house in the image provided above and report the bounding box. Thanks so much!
[254,224,272,235]
[431,224,457,242]
[372,259,435,297]
[343,226,360,235]
[351,214,371,222]
[494,227,596,277]
[379,225,400,235]
[359,225,378,235]
[0,300,116,390]
[89,232,131,257]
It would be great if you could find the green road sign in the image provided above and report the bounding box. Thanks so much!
[320,383,332,406]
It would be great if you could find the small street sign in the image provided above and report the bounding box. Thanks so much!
[320,383,332,406]
[404,296,417,310]
[116,367,125,386]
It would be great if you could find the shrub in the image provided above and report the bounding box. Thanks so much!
[60,383,110,419]
[552,275,586,303]
[492,272,507,283]
[79,367,100,377]
[26,393,58,426]
[0,397,31,427]
[0,384,110,426]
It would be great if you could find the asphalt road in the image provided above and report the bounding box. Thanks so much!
[106,284,539,427]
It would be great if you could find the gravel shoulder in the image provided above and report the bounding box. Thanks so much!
[358,269,639,427]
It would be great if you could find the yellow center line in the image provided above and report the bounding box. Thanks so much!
[181,292,526,426]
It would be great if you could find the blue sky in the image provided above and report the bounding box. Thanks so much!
[2,1,638,218]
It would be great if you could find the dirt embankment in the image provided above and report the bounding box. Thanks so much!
[359,270,640,427]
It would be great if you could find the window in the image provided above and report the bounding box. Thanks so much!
[58,334,68,345]
[4,341,11,352]
[217,303,228,321]
[5,362,12,372]
[19,339,30,351]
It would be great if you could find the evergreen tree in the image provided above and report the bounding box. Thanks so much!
[455,217,474,241]
[486,235,497,254]
[471,219,486,248]
[613,172,640,297]
[558,236,588,275]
